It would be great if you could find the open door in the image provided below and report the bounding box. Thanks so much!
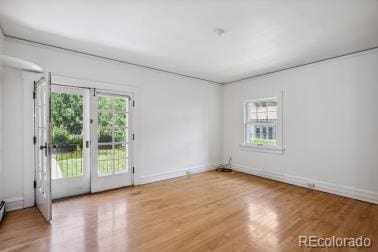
[34,72,52,222]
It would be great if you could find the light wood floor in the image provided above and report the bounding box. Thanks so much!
[0,171,377,252]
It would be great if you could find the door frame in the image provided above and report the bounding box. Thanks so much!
[50,85,91,199]
[51,74,140,187]
[24,74,140,209]
[26,74,140,208]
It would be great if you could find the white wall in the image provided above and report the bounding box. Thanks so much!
[1,67,23,202]
[0,29,3,202]
[223,49,378,203]
[1,38,222,206]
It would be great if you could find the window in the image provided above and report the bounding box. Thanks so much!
[243,96,282,152]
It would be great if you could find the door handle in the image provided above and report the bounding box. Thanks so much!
[40,142,48,156]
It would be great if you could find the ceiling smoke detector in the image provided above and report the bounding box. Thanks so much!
[214,28,226,37]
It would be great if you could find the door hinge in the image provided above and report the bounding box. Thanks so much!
[132,100,135,107]
[33,180,36,189]
[132,134,135,140]
[32,91,36,99]
[33,136,36,144]
[132,166,135,174]
[86,140,89,148]
[90,119,93,124]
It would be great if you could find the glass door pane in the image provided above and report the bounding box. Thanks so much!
[97,95,129,176]
[51,92,84,178]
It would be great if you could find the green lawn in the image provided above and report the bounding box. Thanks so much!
[56,148,128,177]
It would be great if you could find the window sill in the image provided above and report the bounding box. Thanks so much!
[239,144,285,154]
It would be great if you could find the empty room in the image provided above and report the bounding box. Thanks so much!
[0,1,377,251]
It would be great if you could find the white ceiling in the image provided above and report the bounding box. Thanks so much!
[0,0,377,83]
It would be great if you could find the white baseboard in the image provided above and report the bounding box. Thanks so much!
[139,163,220,185]
[4,197,24,212]
[232,164,378,204]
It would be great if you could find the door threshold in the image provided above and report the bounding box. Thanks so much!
[52,185,135,203]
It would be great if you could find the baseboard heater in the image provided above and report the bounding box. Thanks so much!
[0,201,5,224]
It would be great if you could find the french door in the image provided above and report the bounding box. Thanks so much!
[51,86,90,199]
[34,73,52,222]
[36,78,134,213]
[90,90,133,192]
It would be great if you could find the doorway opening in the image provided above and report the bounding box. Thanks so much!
[51,85,90,199]
[34,75,135,221]
[49,85,134,200]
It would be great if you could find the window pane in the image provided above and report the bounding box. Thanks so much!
[51,92,84,179]
[98,144,113,160]
[247,99,278,123]
[98,160,113,175]
[114,98,128,111]
[246,123,277,146]
[98,128,112,143]
[267,111,277,120]
[250,112,257,121]
[262,127,267,139]
[114,143,127,159]
[98,96,113,110]
[98,112,112,128]
[257,112,267,121]
[255,127,261,138]
[114,128,128,142]
[267,100,277,107]
[114,113,127,128]
[268,127,273,139]
[245,98,278,145]
[247,124,255,143]
[247,110,257,122]
[97,95,131,175]
[114,159,128,173]
[257,106,267,113]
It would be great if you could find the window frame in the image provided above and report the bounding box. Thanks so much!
[241,92,284,154]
